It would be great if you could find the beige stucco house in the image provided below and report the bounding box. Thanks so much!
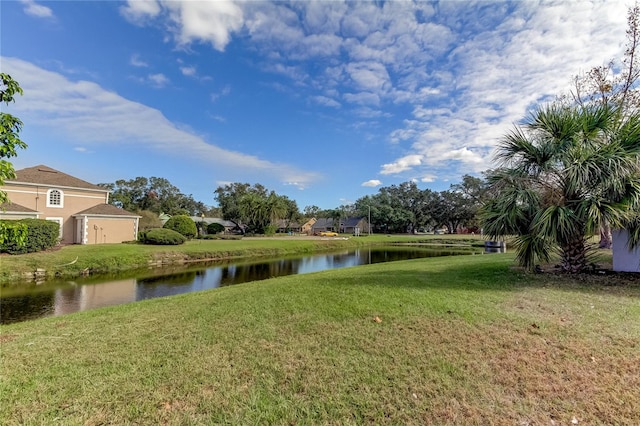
[1,165,140,245]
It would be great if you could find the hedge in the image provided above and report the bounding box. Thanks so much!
[0,219,59,254]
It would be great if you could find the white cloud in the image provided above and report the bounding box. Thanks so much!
[148,73,169,88]
[20,0,53,18]
[120,0,161,24]
[180,66,197,77]
[121,0,243,51]
[130,54,148,68]
[115,1,629,186]
[313,96,341,108]
[2,57,321,188]
[210,85,231,102]
[381,155,423,175]
[361,179,382,187]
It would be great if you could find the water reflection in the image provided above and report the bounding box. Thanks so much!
[2,246,483,324]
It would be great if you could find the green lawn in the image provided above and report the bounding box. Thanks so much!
[1,253,638,425]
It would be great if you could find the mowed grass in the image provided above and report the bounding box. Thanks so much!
[1,253,639,425]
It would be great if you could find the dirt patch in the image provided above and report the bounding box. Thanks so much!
[0,334,17,343]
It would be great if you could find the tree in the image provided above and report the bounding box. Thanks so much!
[101,176,210,215]
[214,183,297,234]
[567,4,640,248]
[482,104,640,273]
[303,205,320,218]
[0,74,27,204]
[433,190,477,234]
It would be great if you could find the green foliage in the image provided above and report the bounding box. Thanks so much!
[137,210,163,231]
[0,74,27,204]
[163,215,197,239]
[100,176,212,216]
[214,183,292,234]
[0,219,59,254]
[482,104,640,272]
[207,222,225,234]
[140,228,186,245]
[0,220,28,252]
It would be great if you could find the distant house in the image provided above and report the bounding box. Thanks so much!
[311,218,336,234]
[1,165,140,244]
[341,216,370,235]
[275,219,301,233]
[189,216,236,234]
[301,218,316,234]
[311,217,371,235]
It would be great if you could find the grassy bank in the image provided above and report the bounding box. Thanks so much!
[1,253,638,424]
[0,234,485,285]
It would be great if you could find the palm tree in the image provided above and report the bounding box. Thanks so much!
[482,104,640,273]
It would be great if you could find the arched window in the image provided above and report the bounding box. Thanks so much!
[47,189,64,208]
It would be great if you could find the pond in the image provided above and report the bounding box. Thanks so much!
[1,245,494,324]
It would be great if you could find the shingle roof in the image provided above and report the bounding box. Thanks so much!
[0,202,38,213]
[312,218,335,228]
[342,217,365,227]
[74,204,139,217]
[11,165,107,191]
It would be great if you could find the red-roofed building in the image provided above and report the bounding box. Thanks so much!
[1,165,140,244]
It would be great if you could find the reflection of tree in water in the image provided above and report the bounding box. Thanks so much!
[138,270,199,286]
[219,258,305,286]
[1,292,55,324]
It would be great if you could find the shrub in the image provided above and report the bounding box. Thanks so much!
[163,215,197,239]
[140,228,186,245]
[0,219,59,254]
[207,222,225,234]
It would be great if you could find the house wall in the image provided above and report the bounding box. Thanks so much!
[80,217,139,245]
[3,182,109,244]
[612,230,640,273]
[301,218,317,234]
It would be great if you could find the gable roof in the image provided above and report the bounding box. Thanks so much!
[0,202,39,213]
[74,204,139,217]
[10,165,107,192]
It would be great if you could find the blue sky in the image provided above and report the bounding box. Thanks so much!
[1,0,629,210]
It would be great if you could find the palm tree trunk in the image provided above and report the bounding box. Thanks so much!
[560,236,588,273]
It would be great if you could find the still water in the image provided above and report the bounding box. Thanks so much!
[1,246,487,324]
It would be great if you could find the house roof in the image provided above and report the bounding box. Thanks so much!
[312,218,335,228]
[74,204,139,217]
[0,202,39,213]
[342,216,365,227]
[10,165,107,192]
[189,216,236,228]
[275,219,301,228]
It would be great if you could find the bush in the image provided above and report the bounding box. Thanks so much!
[140,228,186,245]
[207,222,225,234]
[163,215,197,239]
[0,219,59,254]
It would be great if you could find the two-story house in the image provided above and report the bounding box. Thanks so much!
[1,165,140,245]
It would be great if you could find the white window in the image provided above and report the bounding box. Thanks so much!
[47,189,64,208]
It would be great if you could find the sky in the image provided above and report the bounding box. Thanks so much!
[0,0,630,210]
